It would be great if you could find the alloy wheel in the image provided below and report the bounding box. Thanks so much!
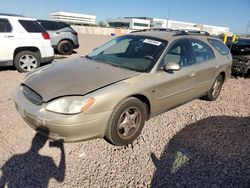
[118,107,142,139]
[18,54,38,72]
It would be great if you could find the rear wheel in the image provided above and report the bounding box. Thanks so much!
[203,74,223,101]
[58,40,73,55]
[14,51,40,72]
[105,97,146,146]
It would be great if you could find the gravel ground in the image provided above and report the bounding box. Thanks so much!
[0,34,250,187]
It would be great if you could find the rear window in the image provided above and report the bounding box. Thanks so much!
[38,20,69,31]
[191,39,215,63]
[208,38,229,55]
[0,19,12,32]
[19,20,45,33]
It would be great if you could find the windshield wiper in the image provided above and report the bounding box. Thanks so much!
[94,59,121,68]
[85,55,92,60]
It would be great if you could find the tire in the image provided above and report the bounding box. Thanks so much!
[105,97,146,146]
[58,40,73,55]
[203,74,223,101]
[14,51,40,72]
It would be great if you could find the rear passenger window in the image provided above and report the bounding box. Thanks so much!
[19,20,45,33]
[0,19,12,33]
[38,20,68,30]
[38,21,56,30]
[207,38,229,55]
[191,39,215,63]
[57,22,69,30]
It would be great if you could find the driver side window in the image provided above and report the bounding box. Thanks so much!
[161,39,190,68]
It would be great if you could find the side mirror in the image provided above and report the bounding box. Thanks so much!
[163,62,181,72]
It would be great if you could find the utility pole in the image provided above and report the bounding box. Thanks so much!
[166,8,171,29]
[246,20,250,34]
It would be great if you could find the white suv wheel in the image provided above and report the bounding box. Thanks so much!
[19,54,38,71]
[14,51,40,72]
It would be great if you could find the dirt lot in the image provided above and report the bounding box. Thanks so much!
[0,34,250,187]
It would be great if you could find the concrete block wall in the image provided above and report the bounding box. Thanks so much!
[71,26,133,36]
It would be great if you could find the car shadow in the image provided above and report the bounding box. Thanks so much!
[0,66,16,71]
[0,61,54,72]
[54,50,78,59]
[0,132,65,187]
[150,116,250,187]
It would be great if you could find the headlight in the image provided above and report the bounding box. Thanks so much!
[45,96,95,114]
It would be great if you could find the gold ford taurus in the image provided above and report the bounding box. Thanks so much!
[14,30,232,146]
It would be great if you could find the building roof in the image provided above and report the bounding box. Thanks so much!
[50,11,96,19]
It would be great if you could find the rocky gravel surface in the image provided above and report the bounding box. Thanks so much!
[0,34,250,187]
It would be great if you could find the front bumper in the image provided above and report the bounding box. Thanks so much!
[14,86,112,142]
[73,44,79,49]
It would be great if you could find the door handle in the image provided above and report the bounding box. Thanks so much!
[56,32,61,34]
[4,35,14,38]
[189,72,196,77]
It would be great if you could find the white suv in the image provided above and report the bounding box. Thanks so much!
[0,14,54,72]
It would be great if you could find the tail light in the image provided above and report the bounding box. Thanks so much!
[42,32,50,40]
[71,31,78,36]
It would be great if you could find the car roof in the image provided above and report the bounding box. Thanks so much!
[131,31,178,41]
[130,30,212,41]
[38,19,65,23]
[0,13,36,20]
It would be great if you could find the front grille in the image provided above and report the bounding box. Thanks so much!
[22,85,43,106]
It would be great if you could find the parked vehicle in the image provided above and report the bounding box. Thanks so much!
[37,20,79,55]
[226,38,250,77]
[14,30,232,146]
[0,13,54,72]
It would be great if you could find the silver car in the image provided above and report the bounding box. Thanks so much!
[14,30,232,146]
[38,20,79,55]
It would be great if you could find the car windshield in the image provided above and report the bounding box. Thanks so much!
[88,35,167,72]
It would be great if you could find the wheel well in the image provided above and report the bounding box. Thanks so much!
[58,39,74,46]
[14,47,40,59]
[131,94,151,120]
[219,72,226,83]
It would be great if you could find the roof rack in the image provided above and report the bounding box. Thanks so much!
[176,29,210,36]
[130,28,174,33]
[0,13,24,17]
[131,28,210,36]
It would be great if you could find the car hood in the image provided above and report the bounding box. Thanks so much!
[23,58,139,102]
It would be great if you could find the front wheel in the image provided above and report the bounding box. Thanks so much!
[203,74,223,101]
[105,97,146,146]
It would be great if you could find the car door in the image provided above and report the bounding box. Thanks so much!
[188,39,219,97]
[0,18,15,62]
[153,38,196,113]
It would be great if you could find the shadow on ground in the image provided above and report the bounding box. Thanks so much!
[0,66,16,71]
[0,133,65,187]
[151,116,250,187]
[0,61,53,72]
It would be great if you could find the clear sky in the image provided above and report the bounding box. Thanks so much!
[0,0,249,34]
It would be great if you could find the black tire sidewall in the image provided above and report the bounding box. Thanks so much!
[58,40,73,55]
[106,98,146,146]
[14,51,40,72]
